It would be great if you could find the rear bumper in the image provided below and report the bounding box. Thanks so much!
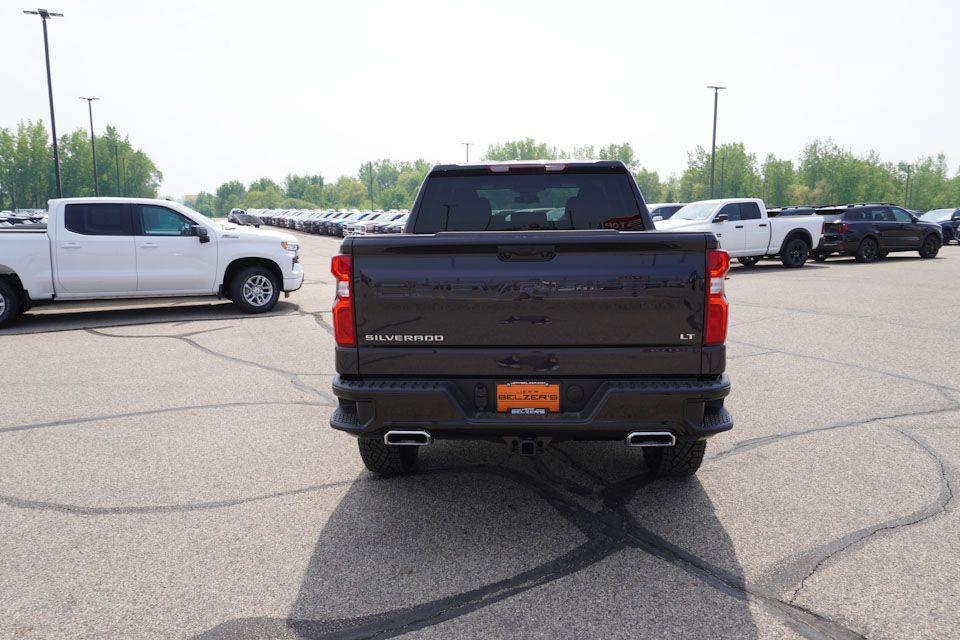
[815,236,844,254]
[330,374,732,442]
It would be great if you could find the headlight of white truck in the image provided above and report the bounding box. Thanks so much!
[281,241,299,252]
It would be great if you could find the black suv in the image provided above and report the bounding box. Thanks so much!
[811,203,943,262]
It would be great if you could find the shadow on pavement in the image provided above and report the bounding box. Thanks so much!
[0,300,301,336]
[195,441,760,639]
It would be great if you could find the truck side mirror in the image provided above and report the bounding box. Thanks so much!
[713,213,727,223]
[193,225,210,244]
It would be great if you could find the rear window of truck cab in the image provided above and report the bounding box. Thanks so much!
[412,171,644,233]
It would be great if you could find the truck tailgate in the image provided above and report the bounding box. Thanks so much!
[345,230,715,377]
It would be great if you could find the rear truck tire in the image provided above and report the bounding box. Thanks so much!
[0,279,21,328]
[737,256,761,267]
[643,439,706,477]
[919,235,941,259]
[358,437,419,476]
[855,237,879,263]
[229,266,280,314]
[780,237,810,268]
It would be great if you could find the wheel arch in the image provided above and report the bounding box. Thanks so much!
[858,233,880,249]
[0,271,30,309]
[220,257,283,296]
[777,229,813,255]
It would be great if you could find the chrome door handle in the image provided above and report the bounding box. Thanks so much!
[61,242,81,249]
[140,243,158,248]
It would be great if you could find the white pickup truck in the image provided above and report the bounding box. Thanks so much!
[0,197,304,327]
[655,198,824,268]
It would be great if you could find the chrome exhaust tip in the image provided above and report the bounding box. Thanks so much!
[383,430,433,446]
[625,431,676,447]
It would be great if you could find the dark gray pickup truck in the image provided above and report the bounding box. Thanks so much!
[329,161,732,477]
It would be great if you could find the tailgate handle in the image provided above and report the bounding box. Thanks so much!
[498,245,556,261]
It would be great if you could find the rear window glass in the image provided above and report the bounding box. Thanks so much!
[64,203,132,236]
[413,171,644,233]
[739,202,762,220]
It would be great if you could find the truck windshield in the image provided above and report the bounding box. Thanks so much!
[413,171,644,232]
[921,209,954,222]
[671,202,718,221]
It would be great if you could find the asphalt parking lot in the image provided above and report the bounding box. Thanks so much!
[2,233,958,640]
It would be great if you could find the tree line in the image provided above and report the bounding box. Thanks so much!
[187,159,433,217]
[0,120,162,209]
[3,121,958,214]
[484,138,960,211]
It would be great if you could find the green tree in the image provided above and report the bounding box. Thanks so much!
[186,191,218,217]
[284,173,323,200]
[904,155,952,210]
[244,187,284,209]
[761,155,795,207]
[484,138,559,161]
[323,176,369,209]
[598,142,637,170]
[215,180,246,214]
[634,167,662,203]
[249,177,281,193]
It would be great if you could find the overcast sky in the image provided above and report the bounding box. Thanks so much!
[4,0,958,197]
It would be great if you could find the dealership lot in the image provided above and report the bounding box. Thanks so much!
[1,233,958,639]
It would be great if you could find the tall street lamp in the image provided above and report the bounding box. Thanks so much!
[79,97,100,196]
[23,8,64,198]
[461,142,472,163]
[707,85,726,198]
[112,139,122,196]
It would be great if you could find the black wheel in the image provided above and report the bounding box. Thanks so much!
[855,238,879,263]
[780,238,810,268]
[811,252,828,262]
[229,266,280,314]
[0,279,21,328]
[643,440,706,477]
[919,235,941,259]
[737,256,761,267]
[358,438,419,476]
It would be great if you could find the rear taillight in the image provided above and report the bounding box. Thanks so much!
[836,222,850,233]
[330,254,355,347]
[704,249,730,346]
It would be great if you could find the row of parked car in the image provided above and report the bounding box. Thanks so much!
[0,210,47,227]
[652,200,959,263]
[235,198,958,267]
[235,208,410,237]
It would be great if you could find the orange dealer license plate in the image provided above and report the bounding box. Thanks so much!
[496,382,560,415]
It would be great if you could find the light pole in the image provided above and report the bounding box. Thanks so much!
[24,8,64,198]
[707,85,726,198]
[112,139,122,196]
[79,97,100,196]
[461,142,472,163]
[719,154,726,199]
[903,165,912,209]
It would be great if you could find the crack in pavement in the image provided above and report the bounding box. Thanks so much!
[0,479,355,516]
[0,400,331,435]
[86,328,338,404]
[706,405,960,464]
[779,429,955,604]
[727,338,960,396]
[193,462,867,640]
